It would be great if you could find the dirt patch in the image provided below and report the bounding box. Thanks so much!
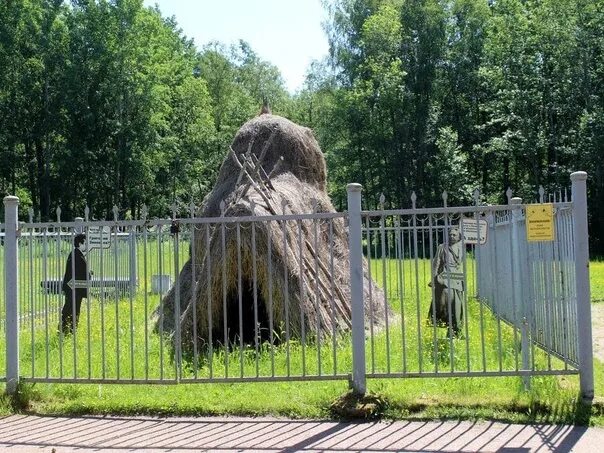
[592,303,604,363]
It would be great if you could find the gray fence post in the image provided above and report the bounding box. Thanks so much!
[4,196,19,394]
[571,171,594,402]
[347,183,366,395]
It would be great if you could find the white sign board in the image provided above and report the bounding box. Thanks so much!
[461,218,488,245]
[67,278,89,289]
[87,226,112,250]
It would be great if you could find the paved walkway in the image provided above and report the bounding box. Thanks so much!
[592,303,604,362]
[1,415,604,452]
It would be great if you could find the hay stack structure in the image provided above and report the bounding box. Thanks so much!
[158,114,387,351]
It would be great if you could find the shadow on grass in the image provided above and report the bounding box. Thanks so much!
[372,394,600,426]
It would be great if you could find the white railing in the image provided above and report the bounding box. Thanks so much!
[1,173,594,401]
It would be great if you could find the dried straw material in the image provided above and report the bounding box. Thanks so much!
[157,114,387,350]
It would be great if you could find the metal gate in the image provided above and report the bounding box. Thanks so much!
[1,172,594,400]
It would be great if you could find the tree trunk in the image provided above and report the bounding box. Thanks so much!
[35,140,50,220]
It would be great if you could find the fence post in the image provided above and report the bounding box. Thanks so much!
[571,171,594,402]
[4,196,19,395]
[347,183,366,395]
[511,197,530,389]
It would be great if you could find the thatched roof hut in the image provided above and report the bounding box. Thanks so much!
[157,114,387,351]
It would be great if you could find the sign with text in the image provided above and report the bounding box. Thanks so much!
[67,278,89,289]
[441,271,465,282]
[87,226,112,250]
[461,218,488,245]
[526,203,555,242]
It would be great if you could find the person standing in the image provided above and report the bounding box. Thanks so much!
[428,227,466,337]
[60,233,89,334]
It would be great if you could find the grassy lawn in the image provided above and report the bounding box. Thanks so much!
[592,260,604,303]
[1,250,603,425]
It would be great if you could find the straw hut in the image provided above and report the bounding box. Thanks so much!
[157,114,387,351]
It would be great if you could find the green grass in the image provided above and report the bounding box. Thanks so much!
[1,246,603,424]
[591,260,604,302]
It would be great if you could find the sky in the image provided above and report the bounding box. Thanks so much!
[142,0,330,92]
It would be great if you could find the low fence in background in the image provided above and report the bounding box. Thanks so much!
[0,172,594,401]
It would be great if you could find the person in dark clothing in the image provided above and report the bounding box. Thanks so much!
[60,233,89,334]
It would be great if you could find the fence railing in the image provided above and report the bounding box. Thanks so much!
[477,198,578,366]
[1,173,594,401]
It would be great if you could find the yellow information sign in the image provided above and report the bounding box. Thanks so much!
[526,203,554,242]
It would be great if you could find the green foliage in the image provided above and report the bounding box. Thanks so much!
[302,0,604,252]
[0,0,289,221]
[1,0,604,254]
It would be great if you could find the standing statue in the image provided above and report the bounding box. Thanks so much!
[59,233,89,334]
[428,227,466,337]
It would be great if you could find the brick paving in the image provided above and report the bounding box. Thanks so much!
[1,415,604,452]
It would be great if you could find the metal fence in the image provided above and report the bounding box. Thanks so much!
[0,172,594,401]
[477,194,578,368]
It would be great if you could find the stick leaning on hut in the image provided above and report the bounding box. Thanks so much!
[156,113,388,354]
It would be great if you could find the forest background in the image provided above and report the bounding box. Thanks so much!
[0,0,603,255]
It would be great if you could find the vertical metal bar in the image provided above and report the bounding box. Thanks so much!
[129,227,135,380]
[28,228,34,378]
[298,219,306,375]
[143,224,149,380]
[396,217,407,373]
[555,210,566,366]
[268,219,275,377]
[58,228,64,378]
[43,229,50,378]
[4,196,19,394]
[444,217,455,371]
[70,230,78,379]
[129,227,137,295]
[478,212,494,371]
[491,213,503,372]
[504,209,517,373]
[511,197,530,388]
[460,216,470,372]
[380,211,390,373]
[313,212,321,376]
[565,206,575,360]
[364,214,375,373]
[85,225,92,379]
[191,224,198,379]
[546,205,556,353]
[20,236,26,373]
[158,226,164,380]
[544,231,554,369]
[428,215,437,373]
[252,219,259,377]
[282,219,291,376]
[406,220,414,371]
[347,184,366,395]
[571,171,594,402]
[560,208,573,367]
[174,227,181,382]
[221,218,228,378]
[100,229,106,379]
[237,222,243,377]
[329,219,337,376]
[113,227,120,380]
[206,223,213,379]
[412,210,422,373]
